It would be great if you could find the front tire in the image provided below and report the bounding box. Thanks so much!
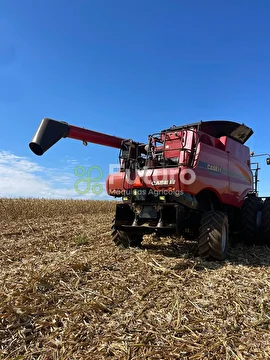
[111,218,143,249]
[198,211,229,261]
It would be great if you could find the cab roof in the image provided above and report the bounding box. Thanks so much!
[165,120,253,144]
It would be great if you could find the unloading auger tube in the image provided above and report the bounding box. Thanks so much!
[29,118,125,156]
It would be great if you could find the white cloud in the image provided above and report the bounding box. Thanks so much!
[0,150,109,199]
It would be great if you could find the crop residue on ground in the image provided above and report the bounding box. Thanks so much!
[1,198,270,359]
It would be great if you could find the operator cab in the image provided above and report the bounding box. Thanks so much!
[118,120,253,171]
[119,125,199,170]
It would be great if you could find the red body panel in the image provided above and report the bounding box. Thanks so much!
[186,140,252,207]
[106,132,252,209]
[106,168,181,196]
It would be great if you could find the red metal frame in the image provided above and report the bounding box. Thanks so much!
[68,124,125,149]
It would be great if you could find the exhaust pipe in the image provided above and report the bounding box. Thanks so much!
[29,118,70,156]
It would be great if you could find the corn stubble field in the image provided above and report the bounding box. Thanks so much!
[0,199,270,360]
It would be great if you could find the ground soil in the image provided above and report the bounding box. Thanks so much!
[1,199,270,359]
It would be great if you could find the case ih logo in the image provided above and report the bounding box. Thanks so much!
[207,164,222,173]
[151,179,176,186]
[198,161,223,174]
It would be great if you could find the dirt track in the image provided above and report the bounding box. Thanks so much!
[1,199,270,359]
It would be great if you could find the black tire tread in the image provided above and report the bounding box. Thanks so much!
[198,211,229,261]
[111,218,143,248]
[262,198,270,245]
[240,196,261,245]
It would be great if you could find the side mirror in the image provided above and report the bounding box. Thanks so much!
[267,158,270,165]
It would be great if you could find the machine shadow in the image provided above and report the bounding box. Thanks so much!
[142,240,197,260]
[142,238,270,269]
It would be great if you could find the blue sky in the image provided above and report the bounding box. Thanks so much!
[1,0,270,198]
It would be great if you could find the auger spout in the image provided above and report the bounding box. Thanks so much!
[29,118,125,156]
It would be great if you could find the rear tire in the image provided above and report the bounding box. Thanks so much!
[262,198,270,245]
[240,196,261,245]
[111,217,143,249]
[198,211,229,261]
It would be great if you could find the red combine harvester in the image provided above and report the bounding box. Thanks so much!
[29,118,270,260]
